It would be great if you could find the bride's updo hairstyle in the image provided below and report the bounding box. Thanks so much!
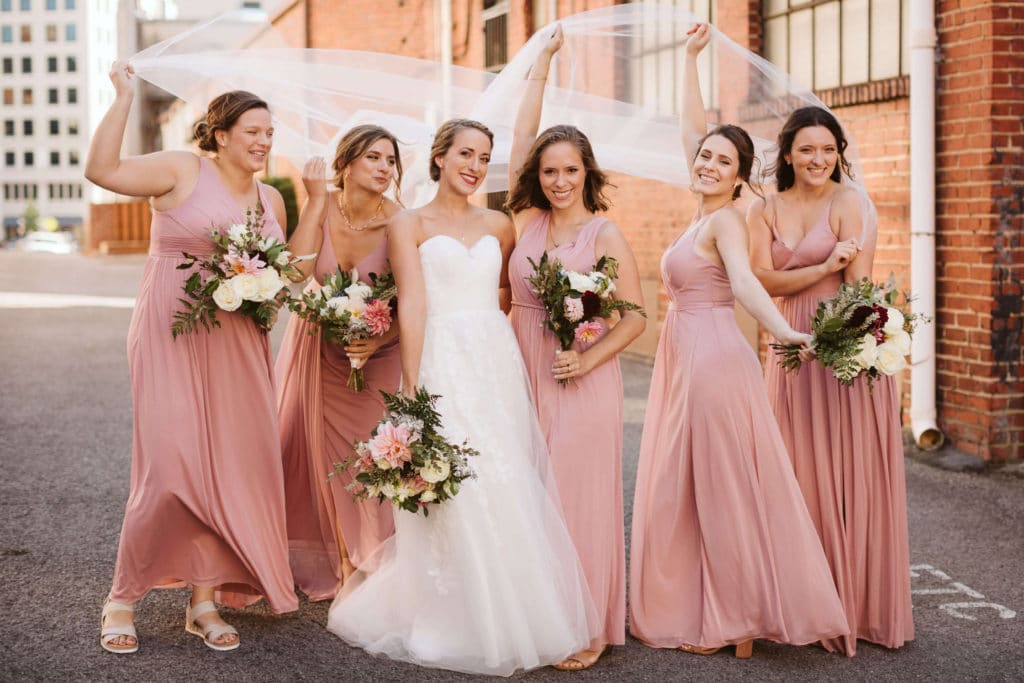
[193,90,269,153]
[429,119,494,181]
[695,124,761,200]
[506,124,611,213]
[331,124,404,202]
[770,106,851,192]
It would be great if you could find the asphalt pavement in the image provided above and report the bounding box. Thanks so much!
[1,251,1022,682]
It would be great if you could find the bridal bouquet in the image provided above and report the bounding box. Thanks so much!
[171,207,302,338]
[288,267,397,391]
[773,276,926,386]
[338,387,479,516]
[526,253,645,382]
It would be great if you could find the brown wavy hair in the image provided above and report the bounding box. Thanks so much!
[330,124,404,204]
[193,91,269,153]
[506,125,612,213]
[770,106,852,192]
[695,124,762,200]
[429,119,494,182]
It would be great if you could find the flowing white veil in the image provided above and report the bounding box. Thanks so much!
[130,4,875,236]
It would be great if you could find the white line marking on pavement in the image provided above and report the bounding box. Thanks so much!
[0,291,136,309]
[939,603,1017,620]
[910,563,1016,621]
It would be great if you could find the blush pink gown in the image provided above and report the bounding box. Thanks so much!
[628,217,848,649]
[764,201,914,655]
[276,218,397,601]
[509,212,625,649]
[109,156,297,613]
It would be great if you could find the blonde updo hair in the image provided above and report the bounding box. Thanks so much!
[193,90,269,153]
[330,124,404,204]
[429,118,494,182]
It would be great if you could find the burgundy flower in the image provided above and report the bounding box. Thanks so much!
[581,291,601,318]
[847,304,875,329]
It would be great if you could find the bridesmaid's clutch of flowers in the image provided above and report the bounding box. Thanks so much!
[287,267,397,391]
[526,252,646,354]
[338,387,479,515]
[170,207,304,339]
[773,276,928,386]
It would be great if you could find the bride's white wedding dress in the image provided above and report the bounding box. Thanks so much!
[327,234,599,676]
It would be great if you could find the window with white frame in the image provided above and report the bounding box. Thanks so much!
[762,0,909,91]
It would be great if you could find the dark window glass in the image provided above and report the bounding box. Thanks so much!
[49,119,58,134]
[47,87,57,104]
[3,120,12,135]
[22,119,32,135]
[23,151,33,167]
[4,151,14,166]
[47,55,56,72]
[68,149,79,166]
[66,87,76,104]
[65,55,75,72]
[1,56,11,73]
[20,55,30,73]
[49,150,59,166]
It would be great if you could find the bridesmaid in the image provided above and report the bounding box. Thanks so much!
[85,62,297,654]
[747,113,915,653]
[506,26,645,672]
[628,24,849,657]
[276,125,402,601]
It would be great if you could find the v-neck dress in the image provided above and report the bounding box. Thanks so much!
[276,211,398,601]
[109,156,297,612]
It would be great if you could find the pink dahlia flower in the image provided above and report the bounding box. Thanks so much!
[224,247,265,276]
[368,421,414,469]
[574,320,604,345]
[363,298,393,336]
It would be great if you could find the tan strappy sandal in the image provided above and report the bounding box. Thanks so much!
[99,599,138,654]
[185,600,240,652]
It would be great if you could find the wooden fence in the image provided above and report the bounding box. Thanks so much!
[85,200,152,254]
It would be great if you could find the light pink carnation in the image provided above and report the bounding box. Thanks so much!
[408,475,431,494]
[368,421,414,469]
[363,298,393,336]
[563,296,584,323]
[224,247,265,276]
[574,320,604,345]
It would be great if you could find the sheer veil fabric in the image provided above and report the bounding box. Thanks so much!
[130,5,875,238]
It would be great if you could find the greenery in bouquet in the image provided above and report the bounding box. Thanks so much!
[335,387,479,515]
[170,207,303,338]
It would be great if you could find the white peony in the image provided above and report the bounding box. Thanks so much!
[256,268,284,301]
[394,482,414,502]
[419,489,437,503]
[381,483,397,498]
[855,333,879,370]
[590,272,616,298]
[887,329,912,356]
[226,223,248,244]
[345,282,373,302]
[420,458,451,484]
[875,342,908,375]
[212,281,243,311]
[566,270,598,293]
[275,251,291,267]
[231,273,261,301]
[883,307,905,335]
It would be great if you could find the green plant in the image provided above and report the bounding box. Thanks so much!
[23,203,39,233]
[262,175,299,238]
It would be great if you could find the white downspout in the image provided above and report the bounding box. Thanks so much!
[909,0,944,449]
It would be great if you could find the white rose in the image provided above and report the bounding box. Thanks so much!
[231,273,261,301]
[226,223,248,244]
[345,282,373,302]
[419,459,451,484]
[365,482,381,498]
[256,268,284,301]
[343,297,367,317]
[212,281,243,311]
[419,489,437,503]
[275,251,291,267]
[394,482,414,502]
[875,342,908,375]
[882,307,905,335]
[855,333,879,370]
[566,271,598,293]
[589,272,616,298]
[321,284,334,298]
[380,483,397,499]
[327,295,350,311]
[887,329,912,356]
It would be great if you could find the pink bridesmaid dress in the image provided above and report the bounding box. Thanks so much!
[628,216,848,649]
[276,217,397,601]
[764,200,914,655]
[109,156,297,613]
[508,212,625,649]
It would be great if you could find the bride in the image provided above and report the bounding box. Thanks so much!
[326,118,599,675]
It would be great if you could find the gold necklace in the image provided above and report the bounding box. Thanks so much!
[548,216,591,248]
[338,194,384,232]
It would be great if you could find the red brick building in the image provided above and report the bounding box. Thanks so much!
[269,0,1023,462]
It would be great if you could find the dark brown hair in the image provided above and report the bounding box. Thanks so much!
[193,90,269,153]
[429,118,494,182]
[331,124,404,203]
[695,124,761,200]
[770,106,852,192]
[506,124,612,213]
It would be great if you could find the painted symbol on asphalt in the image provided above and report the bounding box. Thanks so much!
[910,564,1017,621]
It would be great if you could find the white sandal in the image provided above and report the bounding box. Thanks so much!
[100,599,138,654]
[185,600,240,652]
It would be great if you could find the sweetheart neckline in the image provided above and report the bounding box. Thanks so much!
[420,233,498,253]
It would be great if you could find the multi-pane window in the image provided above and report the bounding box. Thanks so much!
[763,0,908,90]
[67,87,76,104]
[2,88,13,105]
[1,56,10,73]
[20,55,29,73]
[3,120,13,135]
[19,23,28,41]
[48,87,57,104]
[47,56,56,72]
[68,149,78,166]
[66,55,75,72]
[67,119,78,135]
[22,119,32,135]
[4,151,14,166]
[1,25,11,42]
[64,23,74,41]
[48,118,57,134]
[22,87,32,104]
[19,0,28,10]
[64,0,73,8]
[632,0,715,116]
[482,0,509,73]
[45,23,55,41]
[49,150,59,166]
[46,0,55,8]
[24,150,34,167]
[0,0,10,11]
